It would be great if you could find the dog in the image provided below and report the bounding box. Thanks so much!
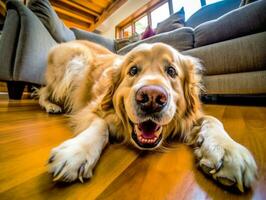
[39,41,257,192]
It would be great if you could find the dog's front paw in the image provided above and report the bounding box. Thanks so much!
[45,103,62,114]
[48,139,98,183]
[194,135,257,192]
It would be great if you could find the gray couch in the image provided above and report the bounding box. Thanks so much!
[0,0,265,99]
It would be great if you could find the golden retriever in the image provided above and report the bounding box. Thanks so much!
[39,41,257,192]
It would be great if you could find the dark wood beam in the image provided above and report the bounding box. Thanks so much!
[0,1,6,17]
[62,18,90,31]
[90,0,110,8]
[52,4,94,24]
[70,0,103,13]
[53,0,100,17]
[89,0,127,31]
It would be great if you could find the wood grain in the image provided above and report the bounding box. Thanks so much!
[0,100,265,200]
[48,0,126,31]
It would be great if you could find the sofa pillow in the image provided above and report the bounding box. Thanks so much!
[156,7,185,34]
[141,25,156,39]
[28,0,75,43]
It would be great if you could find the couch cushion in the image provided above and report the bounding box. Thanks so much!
[118,27,194,55]
[28,0,75,43]
[183,32,266,76]
[156,7,185,34]
[203,70,266,94]
[194,0,266,47]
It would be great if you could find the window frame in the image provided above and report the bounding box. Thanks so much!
[134,14,149,35]
[150,1,171,29]
[116,0,169,39]
[116,0,213,39]
[122,24,133,38]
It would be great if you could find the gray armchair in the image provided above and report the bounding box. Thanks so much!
[0,0,115,99]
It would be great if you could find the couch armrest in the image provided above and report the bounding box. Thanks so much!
[71,28,116,52]
[5,0,57,85]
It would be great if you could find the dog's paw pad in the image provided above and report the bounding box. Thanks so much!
[216,176,236,186]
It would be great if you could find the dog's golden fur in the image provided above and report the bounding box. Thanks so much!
[40,41,202,141]
[40,41,257,191]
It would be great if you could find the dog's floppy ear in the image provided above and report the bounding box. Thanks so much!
[100,64,122,111]
[181,55,203,116]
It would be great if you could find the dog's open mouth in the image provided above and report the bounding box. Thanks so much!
[132,120,163,149]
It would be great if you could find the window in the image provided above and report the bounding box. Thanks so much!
[151,3,170,29]
[172,0,201,20]
[116,0,222,39]
[135,15,148,34]
[123,25,132,38]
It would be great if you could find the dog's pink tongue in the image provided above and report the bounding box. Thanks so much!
[138,120,159,139]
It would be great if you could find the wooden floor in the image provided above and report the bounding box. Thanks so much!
[0,99,266,200]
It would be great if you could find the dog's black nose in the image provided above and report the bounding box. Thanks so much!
[135,85,168,113]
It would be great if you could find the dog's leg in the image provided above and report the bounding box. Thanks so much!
[188,115,257,192]
[47,116,108,182]
[39,87,62,113]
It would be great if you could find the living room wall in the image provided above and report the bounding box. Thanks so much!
[97,0,150,39]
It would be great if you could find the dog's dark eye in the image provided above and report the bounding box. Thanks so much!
[166,66,177,78]
[128,66,139,76]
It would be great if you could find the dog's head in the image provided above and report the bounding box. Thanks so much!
[102,43,202,150]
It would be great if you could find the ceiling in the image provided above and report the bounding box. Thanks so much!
[50,0,127,31]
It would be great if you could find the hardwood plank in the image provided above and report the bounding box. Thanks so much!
[0,100,139,199]
[98,105,266,199]
[0,100,265,199]
[0,145,139,199]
